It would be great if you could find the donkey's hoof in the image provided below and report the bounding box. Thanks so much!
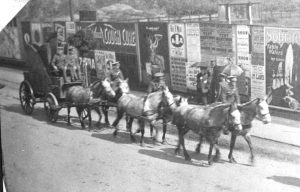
[174,148,180,155]
[229,157,237,164]
[249,157,256,166]
[140,142,145,147]
[195,147,200,153]
[130,136,137,143]
[213,155,221,162]
[113,130,118,137]
[185,156,192,161]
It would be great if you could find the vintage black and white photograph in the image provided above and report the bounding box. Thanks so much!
[1,0,300,191]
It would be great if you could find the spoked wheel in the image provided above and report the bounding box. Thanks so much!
[44,93,59,123]
[19,81,35,115]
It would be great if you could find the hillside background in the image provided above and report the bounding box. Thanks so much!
[15,0,300,27]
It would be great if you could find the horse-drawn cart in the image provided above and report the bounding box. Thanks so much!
[18,41,115,126]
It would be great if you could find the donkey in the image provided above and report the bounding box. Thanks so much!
[173,102,242,165]
[64,78,115,131]
[112,86,180,146]
[227,95,272,164]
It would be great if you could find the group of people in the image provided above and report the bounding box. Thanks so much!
[51,45,82,83]
[196,66,240,105]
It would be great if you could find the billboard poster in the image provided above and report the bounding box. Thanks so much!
[77,22,136,54]
[65,21,76,40]
[31,23,43,46]
[94,50,116,78]
[186,23,201,62]
[170,57,187,92]
[138,22,169,83]
[251,52,266,100]
[237,52,251,77]
[251,26,264,53]
[236,25,250,53]
[265,27,300,109]
[54,22,66,52]
[186,62,200,90]
[215,24,233,55]
[169,23,186,58]
[168,23,187,92]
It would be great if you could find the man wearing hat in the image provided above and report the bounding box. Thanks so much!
[216,75,240,104]
[147,72,166,93]
[107,61,124,82]
[196,66,211,105]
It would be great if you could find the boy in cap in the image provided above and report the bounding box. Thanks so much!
[218,75,240,104]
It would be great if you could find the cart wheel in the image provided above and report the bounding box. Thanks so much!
[19,81,35,115]
[44,93,59,123]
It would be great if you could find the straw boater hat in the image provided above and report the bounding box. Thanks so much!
[227,75,237,82]
[111,61,120,66]
[154,72,164,78]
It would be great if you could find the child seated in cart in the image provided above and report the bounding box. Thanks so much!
[51,49,69,83]
[66,45,82,82]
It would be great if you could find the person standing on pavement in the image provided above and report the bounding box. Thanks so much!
[196,66,211,105]
[217,75,240,104]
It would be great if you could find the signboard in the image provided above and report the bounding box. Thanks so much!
[138,22,169,83]
[77,22,136,54]
[251,52,266,100]
[186,23,201,62]
[265,27,300,109]
[215,24,233,55]
[79,10,96,21]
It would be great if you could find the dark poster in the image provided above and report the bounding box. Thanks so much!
[265,27,300,110]
[138,22,170,84]
[76,22,136,54]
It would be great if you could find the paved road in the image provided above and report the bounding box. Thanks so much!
[1,77,300,192]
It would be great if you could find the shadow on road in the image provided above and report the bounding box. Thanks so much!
[2,103,102,131]
[267,176,300,187]
[91,130,163,146]
[138,147,225,167]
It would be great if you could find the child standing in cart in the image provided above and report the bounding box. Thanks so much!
[66,45,82,82]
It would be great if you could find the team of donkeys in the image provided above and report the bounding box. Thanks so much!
[64,77,272,165]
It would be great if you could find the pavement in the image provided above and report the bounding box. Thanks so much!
[1,66,300,147]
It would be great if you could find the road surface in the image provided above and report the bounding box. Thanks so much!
[1,84,300,192]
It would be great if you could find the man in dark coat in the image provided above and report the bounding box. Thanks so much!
[196,66,211,105]
[217,75,240,104]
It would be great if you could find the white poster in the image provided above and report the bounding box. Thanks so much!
[31,23,43,46]
[186,23,201,62]
[66,21,76,39]
[168,23,186,58]
[237,53,251,78]
[251,64,266,100]
[236,25,250,53]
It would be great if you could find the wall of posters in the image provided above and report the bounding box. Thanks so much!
[265,27,300,109]
[169,23,187,92]
[138,22,170,84]
[65,21,76,40]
